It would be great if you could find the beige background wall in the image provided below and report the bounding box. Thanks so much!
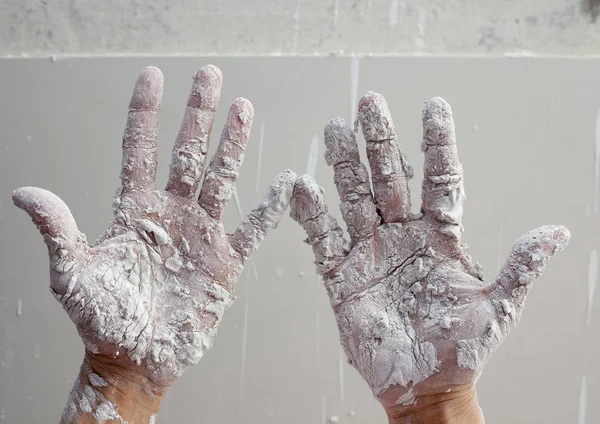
[3,0,600,56]
[0,57,598,423]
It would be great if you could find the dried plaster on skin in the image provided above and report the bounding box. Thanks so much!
[19,166,295,421]
[16,172,293,391]
[62,361,123,423]
[293,96,570,406]
[291,175,441,402]
[50,192,234,385]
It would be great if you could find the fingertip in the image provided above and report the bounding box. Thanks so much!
[195,64,222,83]
[276,169,298,186]
[129,66,164,111]
[12,187,26,207]
[12,186,43,210]
[358,91,383,111]
[294,173,318,192]
[325,116,356,153]
[514,225,572,259]
[357,91,394,141]
[230,97,254,126]
[265,170,297,210]
[423,97,452,117]
[325,117,348,133]
[544,224,571,252]
[142,66,163,77]
[190,65,223,110]
[422,96,455,146]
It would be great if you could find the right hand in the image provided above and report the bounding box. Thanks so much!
[13,65,296,387]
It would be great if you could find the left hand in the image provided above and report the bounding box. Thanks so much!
[290,92,570,418]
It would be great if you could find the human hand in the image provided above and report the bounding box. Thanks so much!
[13,66,296,423]
[290,92,570,423]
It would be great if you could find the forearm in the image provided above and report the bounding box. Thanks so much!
[383,386,484,424]
[61,354,166,424]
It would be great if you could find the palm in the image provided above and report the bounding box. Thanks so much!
[291,92,569,405]
[333,220,493,400]
[14,65,295,386]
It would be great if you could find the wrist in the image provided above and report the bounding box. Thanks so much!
[381,384,484,424]
[61,352,167,423]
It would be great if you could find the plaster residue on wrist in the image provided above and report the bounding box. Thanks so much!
[62,372,123,423]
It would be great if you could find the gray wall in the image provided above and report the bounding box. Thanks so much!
[0,57,598,423]
[3,0,600,56]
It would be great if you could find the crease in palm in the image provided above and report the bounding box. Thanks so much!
[13,65,296,386]
[290,91,570,406]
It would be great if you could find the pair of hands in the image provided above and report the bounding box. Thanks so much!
[13,65,570,424]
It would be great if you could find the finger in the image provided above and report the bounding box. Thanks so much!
[12,187,86,292]
[357,92,414,223]
[166,65,223,197]
[198,98,253,219]
[13,187,80,251]
[121,66,164,194]
[421,97,465,238]
[492,225,571,320]
[324,117,379,244]
[230,170,297,262]
[290,175,347,276]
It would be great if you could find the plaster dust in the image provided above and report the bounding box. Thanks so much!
[578,376,587,424]
[13,166,295,418]
[594,109,600,213]
[291,93,571,404]
[11,64,297,422]
[62,363,124,424]
[588,249,598,327]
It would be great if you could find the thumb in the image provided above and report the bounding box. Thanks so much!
[13,187,81,250]
[12,187,86,291]
[492,225,570,319]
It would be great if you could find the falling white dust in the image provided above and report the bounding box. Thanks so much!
[255,121,266,193]
[415,10,426,51]
[293,2,302,49]
[232,188,252,402]
[232,187,245,218]
[594,110,600,213]
[240,299,249,401]
[332,0,339,26]
[338,349,345,401]
[16,299,22,317]
[315,310,320,361]
[578,376,587,424]
[250,261,259,284]
[321,395,327,424]
[306,135,319,178]
[389,0,398,26]
[496,211,505,271]
[587,249,597,327]
[350,55,360,125]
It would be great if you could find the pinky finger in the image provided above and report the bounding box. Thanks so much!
[492,225,570,318]
[229,170,297,262]
[290,175,348,276]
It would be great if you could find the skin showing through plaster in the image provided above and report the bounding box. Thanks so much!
[290,92,570,419]
[13,65,296,423]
